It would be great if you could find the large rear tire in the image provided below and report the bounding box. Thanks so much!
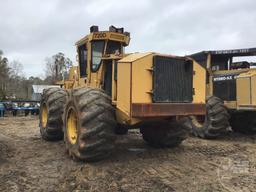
[189,96,230,139]
[140,120,188,148]
[63,88,116,162]
[230,112,256,134]
[39,87,67,141]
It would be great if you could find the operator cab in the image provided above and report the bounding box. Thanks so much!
[75,25,130,96]
[190,48,256,103]
[192,48,256,71]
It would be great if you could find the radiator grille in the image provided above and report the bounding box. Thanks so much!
[213,73,238,101]
[152,56,193,103]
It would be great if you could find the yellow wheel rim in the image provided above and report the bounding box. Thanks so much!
[42,104,48,128]
[67,108,78,144]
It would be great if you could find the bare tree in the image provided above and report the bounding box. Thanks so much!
[0,50,48,100]
[9,60,24,78]
[45,52,73,83]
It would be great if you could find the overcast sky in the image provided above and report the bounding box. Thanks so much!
[1,0,256,77]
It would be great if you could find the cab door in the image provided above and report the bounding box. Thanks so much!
[88,40,105,88]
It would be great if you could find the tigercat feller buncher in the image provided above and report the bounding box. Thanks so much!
[39,26,206,162]
[186,48,256,138]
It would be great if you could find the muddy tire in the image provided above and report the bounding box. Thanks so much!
[115,124,128,135]
[230,112,256,134]
[63,88,116,162]
[39,87,67,141]
[189,96,230,139]
[140,120,188,148]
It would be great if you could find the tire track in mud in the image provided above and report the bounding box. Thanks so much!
[0,117,256,192]
[44,130,256,191]
[0,117,79,192]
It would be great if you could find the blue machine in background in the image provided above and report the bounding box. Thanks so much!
[0,101,40,117]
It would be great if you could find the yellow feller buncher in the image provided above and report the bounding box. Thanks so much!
[39,26,206,161]
[187,48,256,138]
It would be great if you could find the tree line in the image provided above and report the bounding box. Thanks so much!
[0,50,72,100]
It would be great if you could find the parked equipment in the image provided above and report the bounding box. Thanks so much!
[39,26,206,162]
[0,101,40,116]
[187,48,256,138]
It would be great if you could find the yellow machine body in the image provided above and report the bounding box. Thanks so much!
[236,70,256,110]
[191,49,256,112]
[115,53,206,125]
[63,26,206,125]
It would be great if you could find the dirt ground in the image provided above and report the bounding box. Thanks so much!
[0,116,255,192]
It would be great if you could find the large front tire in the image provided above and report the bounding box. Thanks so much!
[140,120,188,148]
[39,87,67,141]
[63,88,116,162]
[189,96,230,139]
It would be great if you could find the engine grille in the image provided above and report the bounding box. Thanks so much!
[152,56,193,103]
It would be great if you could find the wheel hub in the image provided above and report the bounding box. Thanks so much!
[67,108,78,144]
[41,104,48,128]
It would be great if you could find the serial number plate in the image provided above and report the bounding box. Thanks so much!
[93,33,107,39]
[213,74,239,82]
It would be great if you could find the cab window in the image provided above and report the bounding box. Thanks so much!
[211,56,228,71]
[91,40,105,72]
[106,41,122,54]
[78,44,87,77]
